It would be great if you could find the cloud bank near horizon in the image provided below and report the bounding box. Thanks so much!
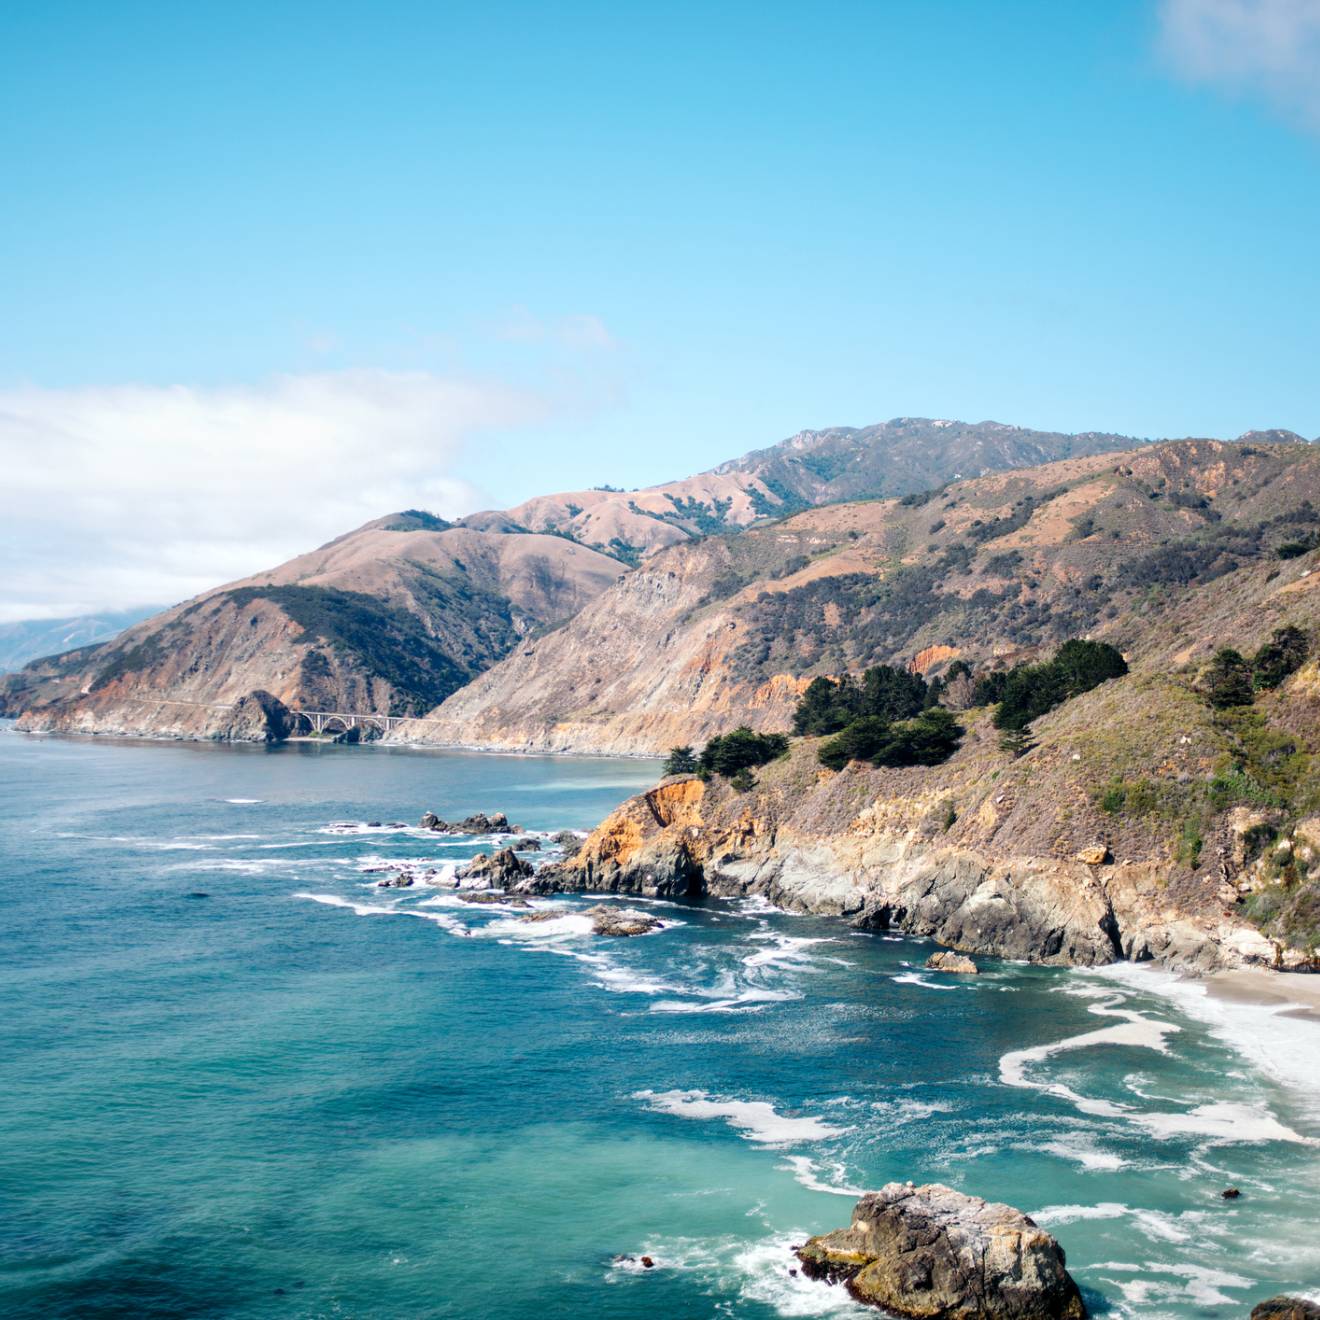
[1159,0,1320,129]
[0,370,544,624]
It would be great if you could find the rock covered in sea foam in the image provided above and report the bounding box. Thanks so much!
[1251,1299,1320,1320]
[586,904,662,937]
[797,1182,1086,1318]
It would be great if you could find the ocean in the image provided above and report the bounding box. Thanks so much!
[2,724,1318,1318]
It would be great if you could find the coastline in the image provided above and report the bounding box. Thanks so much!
[1094,961,1320,1123]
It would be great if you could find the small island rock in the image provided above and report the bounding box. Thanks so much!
[587,904,662,937]
[797,1182,1086,1319]
[926,951,979,975]
[457,891,530,908]
[456,849,533,886]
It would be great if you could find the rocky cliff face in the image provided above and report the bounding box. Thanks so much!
[518,664,1316,971]
[395,439,1320,756]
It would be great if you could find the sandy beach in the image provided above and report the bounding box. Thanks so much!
[1205,966,1320,1025]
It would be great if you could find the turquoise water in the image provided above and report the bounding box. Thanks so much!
[2,725,1319,1318]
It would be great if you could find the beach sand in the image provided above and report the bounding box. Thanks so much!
[1204,967,1320,1025]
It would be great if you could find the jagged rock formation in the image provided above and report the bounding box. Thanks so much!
[797,1182,1086,1318]
[396,439,1320,755]
[456,849,533,886]
[585,904,663,937]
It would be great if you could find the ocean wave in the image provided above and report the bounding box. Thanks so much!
[778,1154,863,1197]
[890,971,958,991]
[634,1089,848,1145]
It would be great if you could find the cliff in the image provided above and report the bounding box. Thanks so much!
[520,654,1320,969]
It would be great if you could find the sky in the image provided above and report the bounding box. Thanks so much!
[2,0,1319,620]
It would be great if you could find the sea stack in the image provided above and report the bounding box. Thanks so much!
[797,1182,1086,1318]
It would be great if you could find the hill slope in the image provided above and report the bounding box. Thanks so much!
[0,417,1151,738]
[393,439,1320,755]
[0,517,624,739]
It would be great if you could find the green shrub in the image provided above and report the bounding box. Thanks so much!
[698,727,790,778]
[661,746,698,776]
[792,664,928,735]
[1252,625,1309,690]
[993,639,1128,732]
[1203,648,1255,709]
[818,708,963,771]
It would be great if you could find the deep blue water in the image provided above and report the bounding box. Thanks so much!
[2,725,1318,1318]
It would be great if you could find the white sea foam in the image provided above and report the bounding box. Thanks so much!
[1037,1136,1127,1172]
[1002,989,1316,1147]
[223,798,262,804]
[779,1155,863,1196]
[742,933,835,972]
[891,972,957,991]
[294,891,401,916]
[732,1235,870,1316]
[1091,962,1320,1120]
[634,1089,848,1145]
[1096,1259,1255,1310]
[650,987,800,1014]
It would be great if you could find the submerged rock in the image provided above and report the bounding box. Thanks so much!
[457,891,530,908]
[376,874,415,888]
[510,836,542,851]
[518,909,567,923]
[587,903,662,937]
[1252,1300,1320,1320]
[1221,1186,1241,1200]
[457,848,534,886]
[926,951,979,975]
[797,1182,1086,1318]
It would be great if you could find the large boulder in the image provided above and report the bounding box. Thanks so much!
[926,951,979,975]
[456,848,533,886]
[797,1182,1086,1319]
[1252,1300,1320,1320]
[214,690,297,743]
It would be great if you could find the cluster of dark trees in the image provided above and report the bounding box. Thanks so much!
[987,639,1129,732]
[817,707,963,771]
[664,638,1132,782]
[661,727,790,786]
[1204,626,1310,709]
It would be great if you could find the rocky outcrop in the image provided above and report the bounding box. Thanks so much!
[420,811,519,835]
[456,849,533,886]
[586,904,663,937]
[532,721,1288,971]
[926,951,979,974]
[1251,1299,1320,1320]
[797,1182,1086,1319]
[212,690,299,742]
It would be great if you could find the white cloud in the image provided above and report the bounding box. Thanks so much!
[495,306,617,350]
[1159,0,1320,128]
[0,370,543,622]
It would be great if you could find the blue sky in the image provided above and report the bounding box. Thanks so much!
[2,1,1318,616]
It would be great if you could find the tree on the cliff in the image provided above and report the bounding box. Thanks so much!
[1204,648,1255,709]
[792,664,927,736]
[662,745,698,776]
[993,639,1128,732]
[818,709,963,772]
[1251,625,1309,691]
[698,727,790,779]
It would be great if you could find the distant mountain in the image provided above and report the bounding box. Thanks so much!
[3,417,1305,741]
[0,608,159,675]
[486,418,1148,564]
